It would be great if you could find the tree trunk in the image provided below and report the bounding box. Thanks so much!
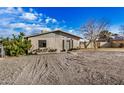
[84,41,91,49]
[93,41,97,49]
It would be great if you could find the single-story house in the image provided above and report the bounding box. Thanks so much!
[97,36,124,48]
[80,40,122,49]
[111,40,124,48]
[96,39,112,48]
[96,35,124,48]
[27,30,82,52]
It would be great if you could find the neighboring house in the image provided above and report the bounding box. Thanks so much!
[96,35,124,48]
[80,40,111,49]
[96,38,112,48]
[112,40,124,48]
[111,36,124,48]
[80,35,124,48]
[27,30,81,52]
[80,41,95,48]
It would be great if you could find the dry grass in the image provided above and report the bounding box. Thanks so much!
[0,51,124,85]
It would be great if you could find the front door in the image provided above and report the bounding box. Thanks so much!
[62,39,73,51]
[66,40,70,50]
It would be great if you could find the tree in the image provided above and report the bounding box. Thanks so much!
[80,19,109,49]
[2,32,32,56]
[99,30,112,41]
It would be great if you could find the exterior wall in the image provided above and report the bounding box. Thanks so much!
[28,32,80,52]
[60,39,79,50]
[79,42,94,48]
[87,42,94,48]
[73,39,80,48]
[80,41,111,48]
[28,33,59,52]
[79,42,85,48]
[55,32,80,50]
[79,40,124,49]
[111,43,121,48]
[111,40,124,48]
[98,42,111,48]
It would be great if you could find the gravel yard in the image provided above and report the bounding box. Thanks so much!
[0,51,124,85]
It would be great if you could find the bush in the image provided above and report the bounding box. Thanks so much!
[48,48,57,52]
[2,32,32,56]
[30,48,57,54]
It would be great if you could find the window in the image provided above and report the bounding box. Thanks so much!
[38,40,47,48]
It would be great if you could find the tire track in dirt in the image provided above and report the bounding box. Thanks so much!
[1,52,124,85]
[14,55,49,84]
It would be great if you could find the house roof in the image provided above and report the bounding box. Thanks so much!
[26,30,82,39]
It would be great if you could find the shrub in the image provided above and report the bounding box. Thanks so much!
[48,48,57,52]
[2,32,32,56]
[30,48,57,54]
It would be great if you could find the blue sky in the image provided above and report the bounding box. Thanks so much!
[1,7,124,37]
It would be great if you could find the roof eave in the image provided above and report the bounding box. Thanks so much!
[26,30,82,39]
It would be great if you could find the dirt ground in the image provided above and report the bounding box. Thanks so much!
[0,51,124,85]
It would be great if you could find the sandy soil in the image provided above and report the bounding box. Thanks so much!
[0,51,124,85]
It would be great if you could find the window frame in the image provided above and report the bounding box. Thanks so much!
[38,40,47,48]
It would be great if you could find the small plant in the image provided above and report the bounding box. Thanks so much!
[30,48,57,54]
[48,48,57,52]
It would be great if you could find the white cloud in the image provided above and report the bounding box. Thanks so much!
[45,17,52,24]
[25,27,32,31]
[0,29,19,38]
[17,7,24,13]
[41,27,51,31]
[7,22,52,35]
[39,13,43,16]
[52,19,57,23]
[5,7,15,13]
[29,8,33,12]
[0,7,62,37]
[10,23,26,28]
[45,17,57,24]
[0,7,13,14]
[20,13,37,20]
[54,27,62,30]
[68,29,73,33]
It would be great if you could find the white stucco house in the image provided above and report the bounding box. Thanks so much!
[27,30,82,52]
